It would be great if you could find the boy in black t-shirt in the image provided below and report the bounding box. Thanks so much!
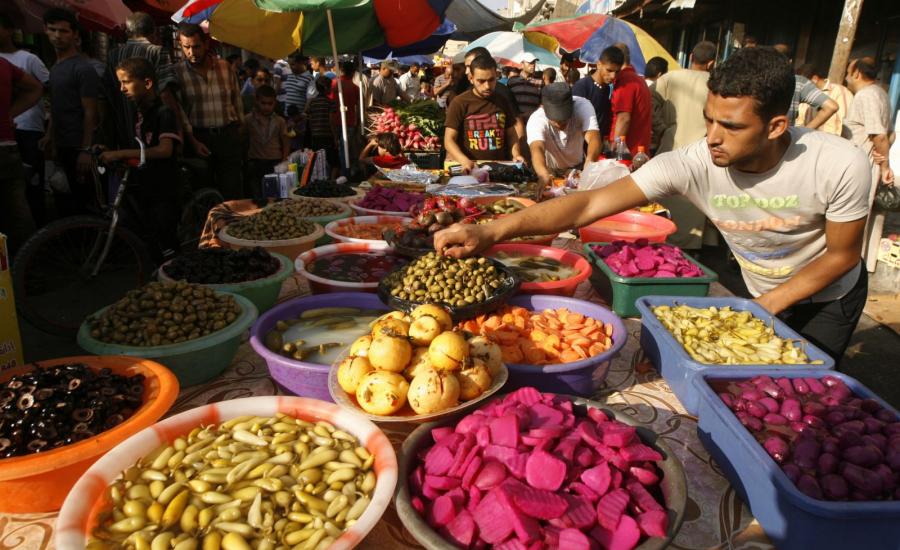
[99,57,182,257]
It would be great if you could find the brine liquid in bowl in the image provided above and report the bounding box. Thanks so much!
[276,311,383,365]
[307,253,408,283]
[493,252,581,282]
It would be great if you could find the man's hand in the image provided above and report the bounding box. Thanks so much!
[752,294,783,315]
[881,165,895,186]
[76,151,93,180]
[512,154,527,165]
[99,150,120,165]
[191,136,211,157]
[434,223,496,258]
[458,158,476,174]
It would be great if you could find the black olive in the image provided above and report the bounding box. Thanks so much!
[34,388,54,401]
[104,414,125,429]
[73,422,90,433]
[73,409,94,422]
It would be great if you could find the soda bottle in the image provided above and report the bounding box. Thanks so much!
[631,146,650,171]
[615,136,631,161]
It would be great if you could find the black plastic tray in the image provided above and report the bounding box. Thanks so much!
[382,228,434,258]
[377,257,520,321]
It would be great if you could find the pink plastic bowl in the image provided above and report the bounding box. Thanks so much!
[295,241,405,294]
[485,243,592,297]
[56,396,397,549]
[578,210,677,244]
[324,215,412,245]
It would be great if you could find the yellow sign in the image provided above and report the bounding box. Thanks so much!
[0,234,24,372]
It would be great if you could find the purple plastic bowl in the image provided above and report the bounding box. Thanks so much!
[249,292,390,401]
[504,295,628,396]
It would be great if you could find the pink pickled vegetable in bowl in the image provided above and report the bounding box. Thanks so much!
[351,187,425,216]
[592,240,704,279]
[395,388,686,550]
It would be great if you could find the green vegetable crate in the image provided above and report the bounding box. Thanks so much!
[583,242,718,318]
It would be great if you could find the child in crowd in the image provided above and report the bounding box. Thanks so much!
[306,76,338,177]
[242,67,272,113]
[98,57,180,258]
[242,85,289,198]
[359,132,407,174]
[417,81,434,100]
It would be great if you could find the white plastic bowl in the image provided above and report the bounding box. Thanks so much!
[324,215,411,245]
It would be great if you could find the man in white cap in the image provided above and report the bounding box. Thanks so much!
[507,55,542,120]
[527,82,602,190]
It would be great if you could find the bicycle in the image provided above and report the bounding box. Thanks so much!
[12,139,224,336]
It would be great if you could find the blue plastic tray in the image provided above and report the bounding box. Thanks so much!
[634,296,835,415]
[693,369,900,550]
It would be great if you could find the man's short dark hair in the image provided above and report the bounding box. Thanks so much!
[853,57,879,80]
[177,22,205,40]
[340,60,355,75]
[43,8,80,32]
[599,46,625,66]
[543,67,557,83]
[256,85,276,99]
[692,41,717,65]
[645,57,668,79]
[314,75,330,95]
[707,47,794,121]
[796,63,820,79]
[0,13,15,30]
[466,47,491,62]
[289,52,308,64]
[470,54,497,73]
[117,57,157,83]
[125,12,155,38]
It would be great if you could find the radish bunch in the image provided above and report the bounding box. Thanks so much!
[369,108,441,151]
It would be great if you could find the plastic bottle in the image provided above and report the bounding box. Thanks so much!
[615,136,631,161]
[631,146,650,171]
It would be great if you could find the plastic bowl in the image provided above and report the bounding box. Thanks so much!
[578,210,677,243]
[77,292,259,387]
[502,295,628,396]
[0,355,178,513]
[218,222,325,261]
[158,252,294,314]
[295,242,407,294]
[328,349,509,424]
[485,243,592,297]
[325,215,412,245]
[395,393,687,550]
[349,198,415,217]
[56,396,397,549]
[473,197,559,245]
[291,186,365,204]
[249,292,390,401]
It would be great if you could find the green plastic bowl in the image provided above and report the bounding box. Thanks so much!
[303,201,353,245]
[158,252,293,314]
[76,292,258,387]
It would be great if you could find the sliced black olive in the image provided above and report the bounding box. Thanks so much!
[129,384,143,396]
[73,422,90,433]
[0,438,10,452]
[34,388,54,401]
[68,378,82,391]
[7,381,22,390]
[16,394,34,410]
[73,409,94,422]
[104,414,125,429]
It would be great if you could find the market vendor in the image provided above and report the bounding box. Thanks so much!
[444,54,525,173]
[435,47,871,362]
[527,82,603,190]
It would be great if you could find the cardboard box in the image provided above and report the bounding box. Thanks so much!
[0,234,24,372]
[877,238,900,269]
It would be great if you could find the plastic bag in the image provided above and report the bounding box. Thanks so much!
[578,159,630,191]
[381,164,440,185]
[875,184,900,212]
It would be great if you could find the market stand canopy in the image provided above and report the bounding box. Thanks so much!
[4,0,132,33]
[174,0,452,58]
[455,31,559,69]
[447,0,548,41]
[521,13,677,75]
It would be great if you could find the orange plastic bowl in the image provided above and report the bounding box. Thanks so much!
[578,210,677,244]
[473,197,559,245]
[485,243,592,297]
[0,356,178,513]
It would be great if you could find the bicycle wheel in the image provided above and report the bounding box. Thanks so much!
[177,187,224,250]
[12,216,155,336]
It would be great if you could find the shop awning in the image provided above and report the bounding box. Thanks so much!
[447,0,549,41]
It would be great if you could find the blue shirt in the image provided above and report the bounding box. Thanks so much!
[572,75,612,139]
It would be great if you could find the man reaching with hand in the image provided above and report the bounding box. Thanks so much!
[436,47,872,364]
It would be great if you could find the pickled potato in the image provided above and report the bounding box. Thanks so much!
[356,371,409,415]
[408,368,460,414]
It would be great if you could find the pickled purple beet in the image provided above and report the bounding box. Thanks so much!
[741,390,764,402]
[759,397,780,414]
[825,410,846,426]
[876,409,898,423]
[872,464,897,492]
[790,422,809,434]
[861,433,887,452]
[759,382,783,399]
[817,452,839,474]
[841,463,883,496]
[842,445,884,468]
[796,474,823,499]
[833,420,866,436]
[822,437,840,454]
[718,393,734,408]
[792,378,811,395]
[838,431,864,450]
[803,415,826,430]
[804,377,826,395]
[775,378,795,397]
[746,401,768,419]
[763,413,788,426]
[821,375,842,388]
[820,474,849,500]
[764,436,790,464]
[751,375,774,387]
[781,463,801,483]
[781,398,802,422]
[859,399,883,414]
[884,422,900,437]
[863,417,886,434]
[803,401,826,417]
[792,438,821,470]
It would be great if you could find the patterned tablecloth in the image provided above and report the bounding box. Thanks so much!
[5,240,775,550]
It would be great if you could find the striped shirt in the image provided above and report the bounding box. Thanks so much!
[173,56,241,130]
[787,75,829,127]
[106,38,176,149]
[507,76,542,117]
[283,72,314,112]
[305,96,334,138]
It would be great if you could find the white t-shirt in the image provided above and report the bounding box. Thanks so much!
[631,128,871,301]
[526,96,599,169]
[398,72,421,97]
[0,50,49,133]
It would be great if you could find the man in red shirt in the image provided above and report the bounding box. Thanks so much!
[609,44,652,153]
[0,57,42,253]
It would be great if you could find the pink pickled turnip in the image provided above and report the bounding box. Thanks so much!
[596,488,630,531]
[473,489,515,543]
[637,510,669,538]
[502,480,568,520]
[580,462,612,496]
[559,528,591,550]
[445,509,476,547]
[525,450,567,491]
[609,514,642,550]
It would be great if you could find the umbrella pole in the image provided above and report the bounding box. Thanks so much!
[326,8,351,172]
[358,52,365,129]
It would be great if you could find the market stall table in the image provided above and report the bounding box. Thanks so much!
[6,238,774,550]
